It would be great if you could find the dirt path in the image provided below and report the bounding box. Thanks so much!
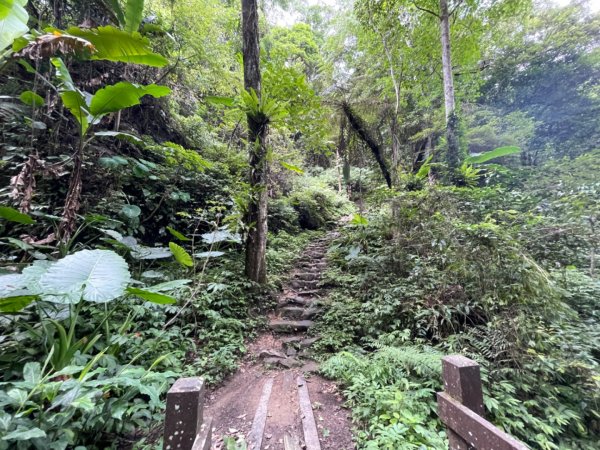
[205,232,355,450]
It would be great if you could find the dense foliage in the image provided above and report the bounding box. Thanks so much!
[0,0,598,449]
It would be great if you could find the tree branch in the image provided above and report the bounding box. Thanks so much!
[449,0,465,17]
[412,1,440,19]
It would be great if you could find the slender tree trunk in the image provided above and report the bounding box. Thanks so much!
[242,0,268,283]
[439,0,460,170]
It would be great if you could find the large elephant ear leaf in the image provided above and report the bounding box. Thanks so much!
[90,82,170,117]
[0,0,29,51]
[40,250,131,303]
[67,26,167,67]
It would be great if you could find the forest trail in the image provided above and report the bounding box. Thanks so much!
[205,232,355,450]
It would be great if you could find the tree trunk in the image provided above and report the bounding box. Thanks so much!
[242,0,268,284]
[439,0,460,170]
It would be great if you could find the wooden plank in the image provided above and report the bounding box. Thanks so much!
[283,431,303,450]
[297,376,322,450]
[442,355,485,415]
[247,377,274,450]
[437,392,529,450]
[442,355,485,449]
[192,416,213,450]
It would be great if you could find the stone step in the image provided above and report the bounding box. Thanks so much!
[280,306,305,320]
[269,320,314,333]
[294,272,320,281]
[263,356,303,369]
[280,306,320,320]
[299,259,326,265]
[281,296,314,307]
[282,336,320,350]
[294,290,321,297]
[290,280,319,290]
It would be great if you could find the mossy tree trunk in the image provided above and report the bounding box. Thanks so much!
[242,0,268,283]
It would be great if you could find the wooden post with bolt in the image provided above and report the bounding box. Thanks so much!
[437,355,529,450]
[163,377,212,450]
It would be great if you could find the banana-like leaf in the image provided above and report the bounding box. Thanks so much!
[67,26,168,67]
[51,57,75,91]
[416,155,433,179]
[39,249,131,303]
[126,287,177,305]
[0,205,35,224]
[89,82,170,117]
[465,146,521,165]
[124,0,144,34]
[280,161,304,174]
[60,90,90,134]
[0,0,29,51]
[169,242,193,267]
[16,32,95,59]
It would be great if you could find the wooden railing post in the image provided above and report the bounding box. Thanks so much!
[437,355,529,450]
[163,377,212,450]
[442,355,485,449]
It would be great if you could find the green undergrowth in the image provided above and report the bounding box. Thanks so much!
[0,224,316,449]
[315,155,600,450]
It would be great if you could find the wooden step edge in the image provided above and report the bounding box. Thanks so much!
[297,376,322,450]
[247,378,274,450]
[191,415,213,450]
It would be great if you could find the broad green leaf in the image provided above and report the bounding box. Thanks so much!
[465,146,521,165]
[126,287,177,305]
[131,245,172,260]
[120,204,141,219]
[60,90,90,134]
[416,155,433,179]
[99,155,130,169]
[2,427,46,441]
[89,82,170,117]
[124,0,144,34]
[201,230,241,244]
[280,161,304,174]
[0,0,29,51]
[350,213,368,226]
[0,205,35,224]
[23,362,41,384]
[195,251,225,258]
[144,279,191,292]
[39,249,131,303]
[0,295,37,313]
[169,242,193,267]
[19,90,44,107]
[205,96,235,107]
[166,226,190,241]
[67,26,168,67]
[51,57,75,91]
[0,274,26,297]
[95,130,143,145]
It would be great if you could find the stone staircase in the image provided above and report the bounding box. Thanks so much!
[263,232,336,370]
